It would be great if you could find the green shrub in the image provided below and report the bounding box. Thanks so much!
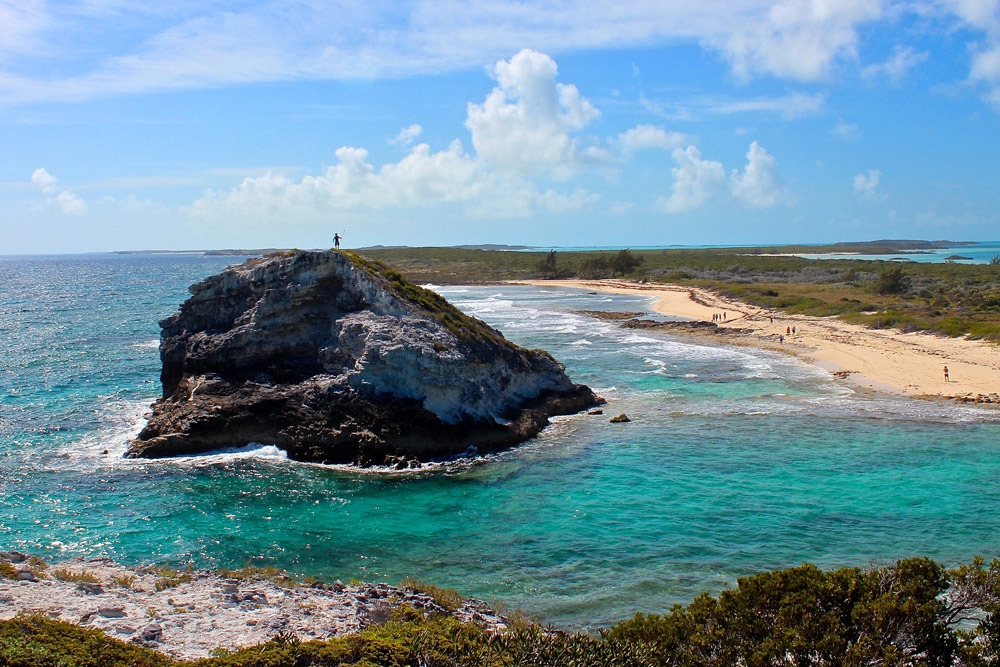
[0,614,171,667]
[8,558,1000,667]
[52,568,101,584]
[217,563,298,587]
[153,567,192,591]
[0,561,17,580]
[399,577,464,612]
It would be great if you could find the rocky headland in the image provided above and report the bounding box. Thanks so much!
[0,551,505,660]
[127,250,599,465]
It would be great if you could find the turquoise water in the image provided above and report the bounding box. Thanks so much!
[523,241,1000,263]
[3,255,1000,628]
[797,241,1000,264]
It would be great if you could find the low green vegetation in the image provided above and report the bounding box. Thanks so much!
[0,613,171,667]
[153,566,192,592]
[7,557,1000,666]
[360,244,1000,341]
[51,568,101,584]
[217,563,300,587]
[0,561,17,580]
[338,249,519,351]
[398,576,465,612]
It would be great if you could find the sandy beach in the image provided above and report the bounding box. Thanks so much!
[517,279,1000,402]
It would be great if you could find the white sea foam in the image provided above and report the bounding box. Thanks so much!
[148,442,290,467]
[134,339,159,349]
[50,397,152,471]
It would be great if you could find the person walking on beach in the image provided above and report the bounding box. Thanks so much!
[333,233,342,250]
[944,365,950,382]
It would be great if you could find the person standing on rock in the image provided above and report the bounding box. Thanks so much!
[333,233,342,250]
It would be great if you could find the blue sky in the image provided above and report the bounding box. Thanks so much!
[2,1,1000,253]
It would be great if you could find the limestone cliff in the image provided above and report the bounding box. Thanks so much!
[126,250,599,465]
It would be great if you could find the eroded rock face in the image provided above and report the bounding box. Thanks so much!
[127,250,599,465]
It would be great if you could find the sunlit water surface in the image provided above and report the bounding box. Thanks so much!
[2,254,999,628]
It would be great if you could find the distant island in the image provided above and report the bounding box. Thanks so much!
[111,239,972,256]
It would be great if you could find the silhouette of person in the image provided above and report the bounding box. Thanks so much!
[944,365,950,382]
[333,233,342,249]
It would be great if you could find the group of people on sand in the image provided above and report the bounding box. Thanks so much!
[712,312,728,323]
[777,324,796,344]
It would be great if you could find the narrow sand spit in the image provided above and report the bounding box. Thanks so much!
[516,279,1000,402]
[0,553,505,660]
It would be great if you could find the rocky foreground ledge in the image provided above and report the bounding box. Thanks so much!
[128,250,600,465]
[0,551,506,660]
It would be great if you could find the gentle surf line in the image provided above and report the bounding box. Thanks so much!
[515,279,1000,402]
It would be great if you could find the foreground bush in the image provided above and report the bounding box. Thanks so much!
[4,557,1000,666]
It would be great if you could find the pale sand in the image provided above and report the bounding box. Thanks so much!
[517,279,1000,401]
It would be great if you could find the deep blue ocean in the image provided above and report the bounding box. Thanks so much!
[2,253,1000,628]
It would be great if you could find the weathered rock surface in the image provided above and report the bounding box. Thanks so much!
[127,250,599,464]
[0,552,506,660]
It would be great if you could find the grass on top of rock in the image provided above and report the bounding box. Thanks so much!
[7,557,1000,666]
[51,568,101,584]
[153,566,192,592]
[360,245,1000,342]
[216,563,301,587]
[398,577,464,612]
[0,561,17,580]
[339,250,520,352]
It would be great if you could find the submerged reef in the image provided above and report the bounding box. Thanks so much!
[127,250,599,465]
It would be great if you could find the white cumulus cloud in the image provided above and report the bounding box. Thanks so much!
[617,124,688,154]
[31,167,87,214]
[465,48,605,177]
[731,141,787,207]
[31,167,57,193]
[657,146,726,213]
[56,190,87,215]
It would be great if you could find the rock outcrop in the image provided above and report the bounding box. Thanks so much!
[127,250,599,465]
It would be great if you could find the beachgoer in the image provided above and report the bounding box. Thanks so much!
[944,365,950,382]
[792,326,796,335]
[786,326,791,335]
[769,316,773,323]
[779,335,784,343]
[333,233,341,249]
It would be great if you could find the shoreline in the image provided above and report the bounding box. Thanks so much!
[0,552,505,660]
[515,279,999,402]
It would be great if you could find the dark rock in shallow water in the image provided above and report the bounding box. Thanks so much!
[127,250,600,465]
